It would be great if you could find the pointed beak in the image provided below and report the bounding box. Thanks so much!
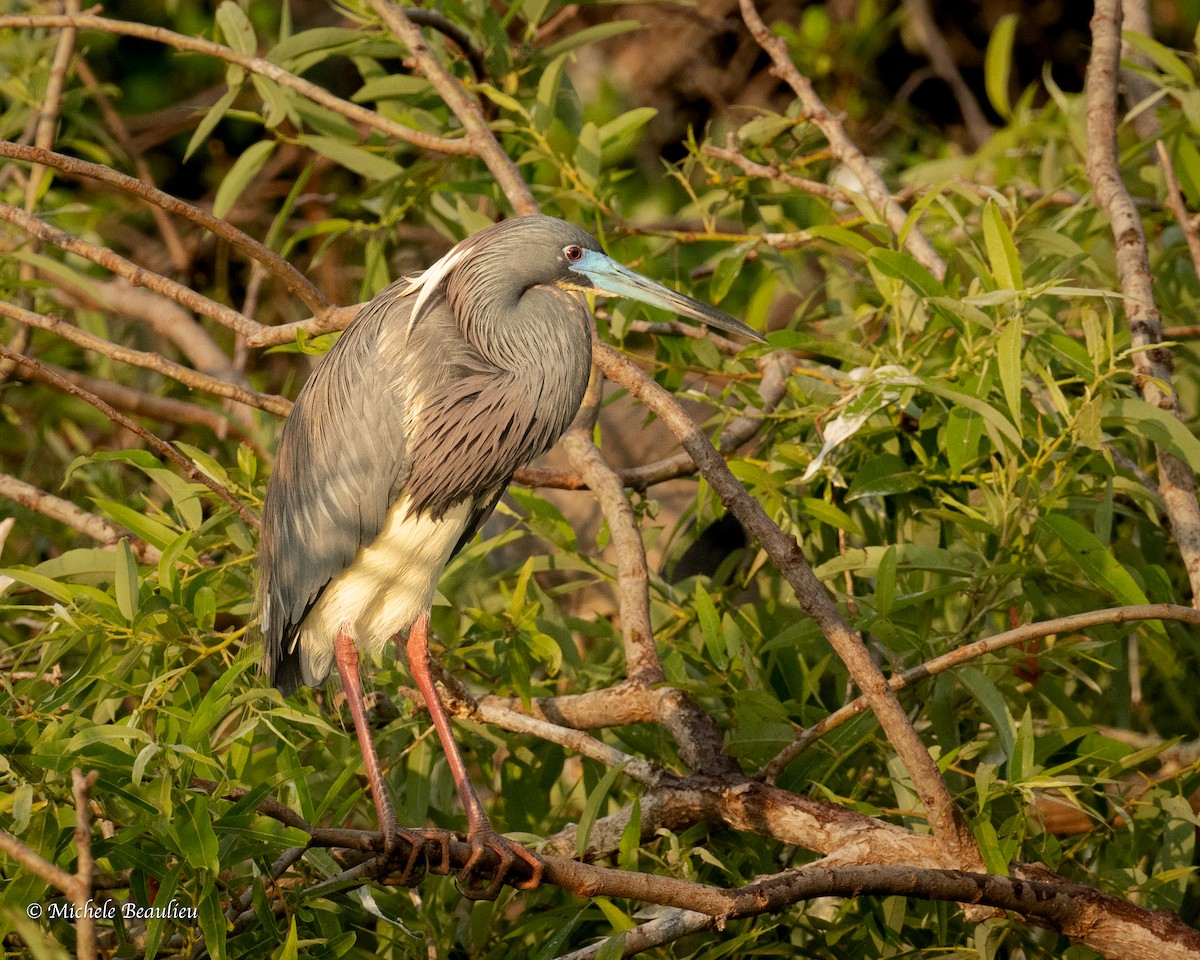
[569,250,766,343]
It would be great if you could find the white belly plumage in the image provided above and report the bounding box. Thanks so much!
[292,496,472,686]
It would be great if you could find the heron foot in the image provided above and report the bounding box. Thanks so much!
[380,823,453,887]
[457,830,543,901]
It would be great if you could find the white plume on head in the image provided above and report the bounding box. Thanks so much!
[402,239,475,338]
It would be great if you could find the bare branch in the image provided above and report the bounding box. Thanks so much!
[0,14,475,156]
[0,472,162,563]
[593,341,982,871]
[0,201,261,338]
[737,0,946,280]
[0,344,259,529]
[1085,0,1200,602]
[362,0,537,215]
[0,141,328,317]
[762,603,1200,781]
[12,355,251,440]
[0,299,290,416]
[900,0,992,149]
[1155,140,1200,276]
[74,58,189,272]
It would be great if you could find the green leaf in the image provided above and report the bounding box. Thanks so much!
[846,454,921,501]
[194,585,218,630]
[1123,31,1193,85]
[984,13,1019,119]
[577,760,630,857]
[997,317,1024,431]
[93,499,179,549]
[540,20,643,59]
[533,53,568,131]
[1040,514,1150,607]
[982,201,1023,290]
[216,1,257,55]
[921,380,1021,449]
[958,666,1015,760]
[1103,397,1200,471]
[114,538,138,622]
[575,121,602,187]
[352,74,432,102]
[944,407,983,477]
[875,545,897,616]
[695,582,726,670]
[869,249,946,299]
[214,141,276,219]
[185,85,241,162]
[296,135,404,181]
[598,106,657,151]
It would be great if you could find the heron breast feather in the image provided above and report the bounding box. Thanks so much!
[293,496,471,686]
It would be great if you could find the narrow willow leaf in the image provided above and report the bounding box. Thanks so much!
[213,141,275,219]
[997,317,1024,431]
[114,538,138,622]
[984,13,1019,119]
[216,0,256,55]
[576,760,630,857]
[982,201,1023,290]
[185,85,240,162]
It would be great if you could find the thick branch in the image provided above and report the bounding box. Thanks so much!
[593,342,981,871]
[1085,0,1200,602]
[0,473,161,563]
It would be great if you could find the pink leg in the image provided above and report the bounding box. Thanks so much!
[334,628,449,880]
[406,612,543,898]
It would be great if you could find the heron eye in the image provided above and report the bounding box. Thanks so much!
[564,244,583,262]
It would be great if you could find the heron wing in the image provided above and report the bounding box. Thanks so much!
[258,283,418,692]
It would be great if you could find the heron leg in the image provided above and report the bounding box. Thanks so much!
[335,627,448,883]
[406,612,543,899]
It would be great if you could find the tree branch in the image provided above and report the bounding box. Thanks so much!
[0,472,162,563]
[1085,0,1200,603]
[762,603,1200,781]
[736,0,946,281]
[0,344,259,528]
[592,342,982,871]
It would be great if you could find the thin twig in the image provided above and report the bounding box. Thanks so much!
[1,299,290,416]
[736,0,946,280]
[0,14,473,156]
[0,344,259,529]
[0,142,328,316]
[0,201,261,338]
[74,59,189,272]
[704,140,853,203]
[1155,140,1200,276]
[13,355,253,440]
[363,0,537,215]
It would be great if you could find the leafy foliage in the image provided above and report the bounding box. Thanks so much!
[2,1,1200,958]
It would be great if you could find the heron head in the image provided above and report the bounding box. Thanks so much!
[551,224,765,344]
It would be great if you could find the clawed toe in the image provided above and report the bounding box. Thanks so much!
[458,831,543,901]
[381,825,452,886]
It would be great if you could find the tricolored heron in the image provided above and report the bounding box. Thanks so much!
[257,215,762,896]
